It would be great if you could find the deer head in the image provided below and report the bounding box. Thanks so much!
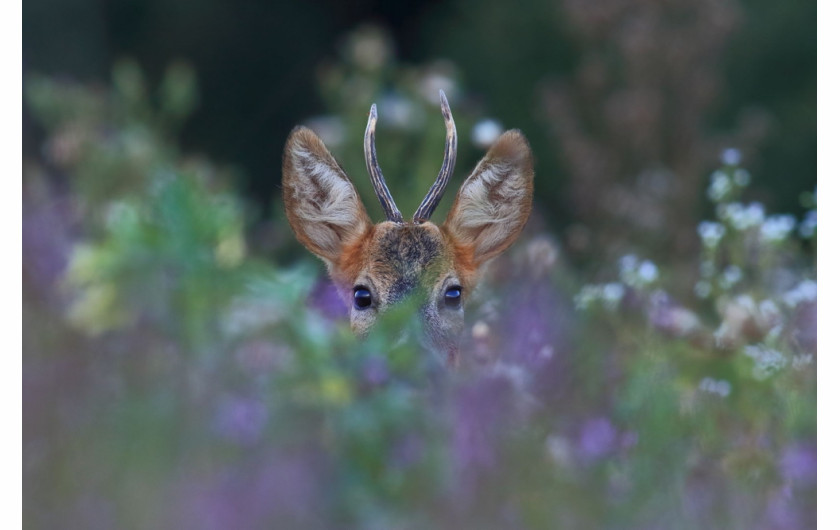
[283,91,534,365]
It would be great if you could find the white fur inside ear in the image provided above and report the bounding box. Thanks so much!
[445,131,533,263]
[458,162,529,257]
[285,140,367,259]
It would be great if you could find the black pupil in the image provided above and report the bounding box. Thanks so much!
[444,287,461,308]
[354,287,372,309]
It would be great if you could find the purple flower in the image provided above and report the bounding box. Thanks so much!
[453,376,514,480]
[23,195,75,293]
[174,451,324,528]
[780,443,817,485]
[578,417,617,460]
[793,301,817,354]
[390,434,424,469]
[308,277,346,320]
[214,395,268,445]
[362,355,389,386]
[499,280,571,367]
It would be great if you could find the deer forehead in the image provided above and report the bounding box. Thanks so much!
[345,223,456,301]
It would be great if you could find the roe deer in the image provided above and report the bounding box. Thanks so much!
[283,91,533,366]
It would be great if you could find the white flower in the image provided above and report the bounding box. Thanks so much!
[618,255,658,288]
[792,354,814,370]
[574,285,601,310]
[471,320,490,341]
[720,148,742,166]
[418,63,459,105]
[719,265,742,290]
[379,94,424,130]
[618,254,638,275]
[707,171,732,202]
[698,221,726,248]
[783,280,817,308]
[694,281,712,299]
[721,202,765,231]
[714,295,757,347]
[743,344,788,380]
[733,168,751,187]
[574,283,625,311]
[758,299,781,325]
[305,115,347,147]
[760,214,796,243]
[799,210,817,238]
[602,283,626,309]
[699,377,731,397]
[637,260,659,284]
[471,119,504,148]
[546,435,573,466]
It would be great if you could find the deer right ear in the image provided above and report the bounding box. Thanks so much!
[283,127,372,264]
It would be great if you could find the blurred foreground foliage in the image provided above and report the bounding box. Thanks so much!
[23,54,815,529]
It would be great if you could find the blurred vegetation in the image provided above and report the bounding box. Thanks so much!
[23,3,815,529]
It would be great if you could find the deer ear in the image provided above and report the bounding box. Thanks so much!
[444,130,534,265]
[283,127,372,264]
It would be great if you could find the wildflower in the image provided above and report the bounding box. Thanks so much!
[694,281,712,299]
[361,356,389,386]
[697,221,726,248]
[792,354,814,370]
[471,118,504,149]
[758,299,782,330]
[698,377,731,397]
[743,344,788,380]
[760,214,796,243]
[733,168,751,187]
[720,147,742,166]
[304,115,346,147]
[720,202,764,231]
[699,260,715,278]
[320,374,353,405]
[104,200,139,231]
[379,93,423,130]
[524,236,560,277]
[215,232,245,268]
[471,320,491,341]
[783,280,817,308]
[707,171,732,202]
[649,293,702,337]
[637,260,659,284]
[348,26,391,71]
[715,295,758,347]
[719,265,742,290]
[418,62,458,105]
[214,395,268,445]
[601,283,626,309]
[546,435,573,467]
[574,283,625,311]
[578,417,617,460]
[574,285,600,310]
[799,209,817,238]
[618,255,658,288]
[780,443,817,484]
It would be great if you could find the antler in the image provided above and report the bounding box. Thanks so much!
[364,104,404,223]
[413,90,458,224]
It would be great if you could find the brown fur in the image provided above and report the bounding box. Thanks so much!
[283,124,534,365]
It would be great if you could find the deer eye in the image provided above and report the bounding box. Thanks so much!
[444,286,462,309]
[353,286,373,310]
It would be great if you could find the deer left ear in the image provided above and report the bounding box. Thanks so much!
[283,126,372,265]
[443,129,534,266]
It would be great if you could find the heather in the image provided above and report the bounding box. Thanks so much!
[23,15,815,530]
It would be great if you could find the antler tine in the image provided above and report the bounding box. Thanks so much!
[413,90,458,224]
[364,104,404,223]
